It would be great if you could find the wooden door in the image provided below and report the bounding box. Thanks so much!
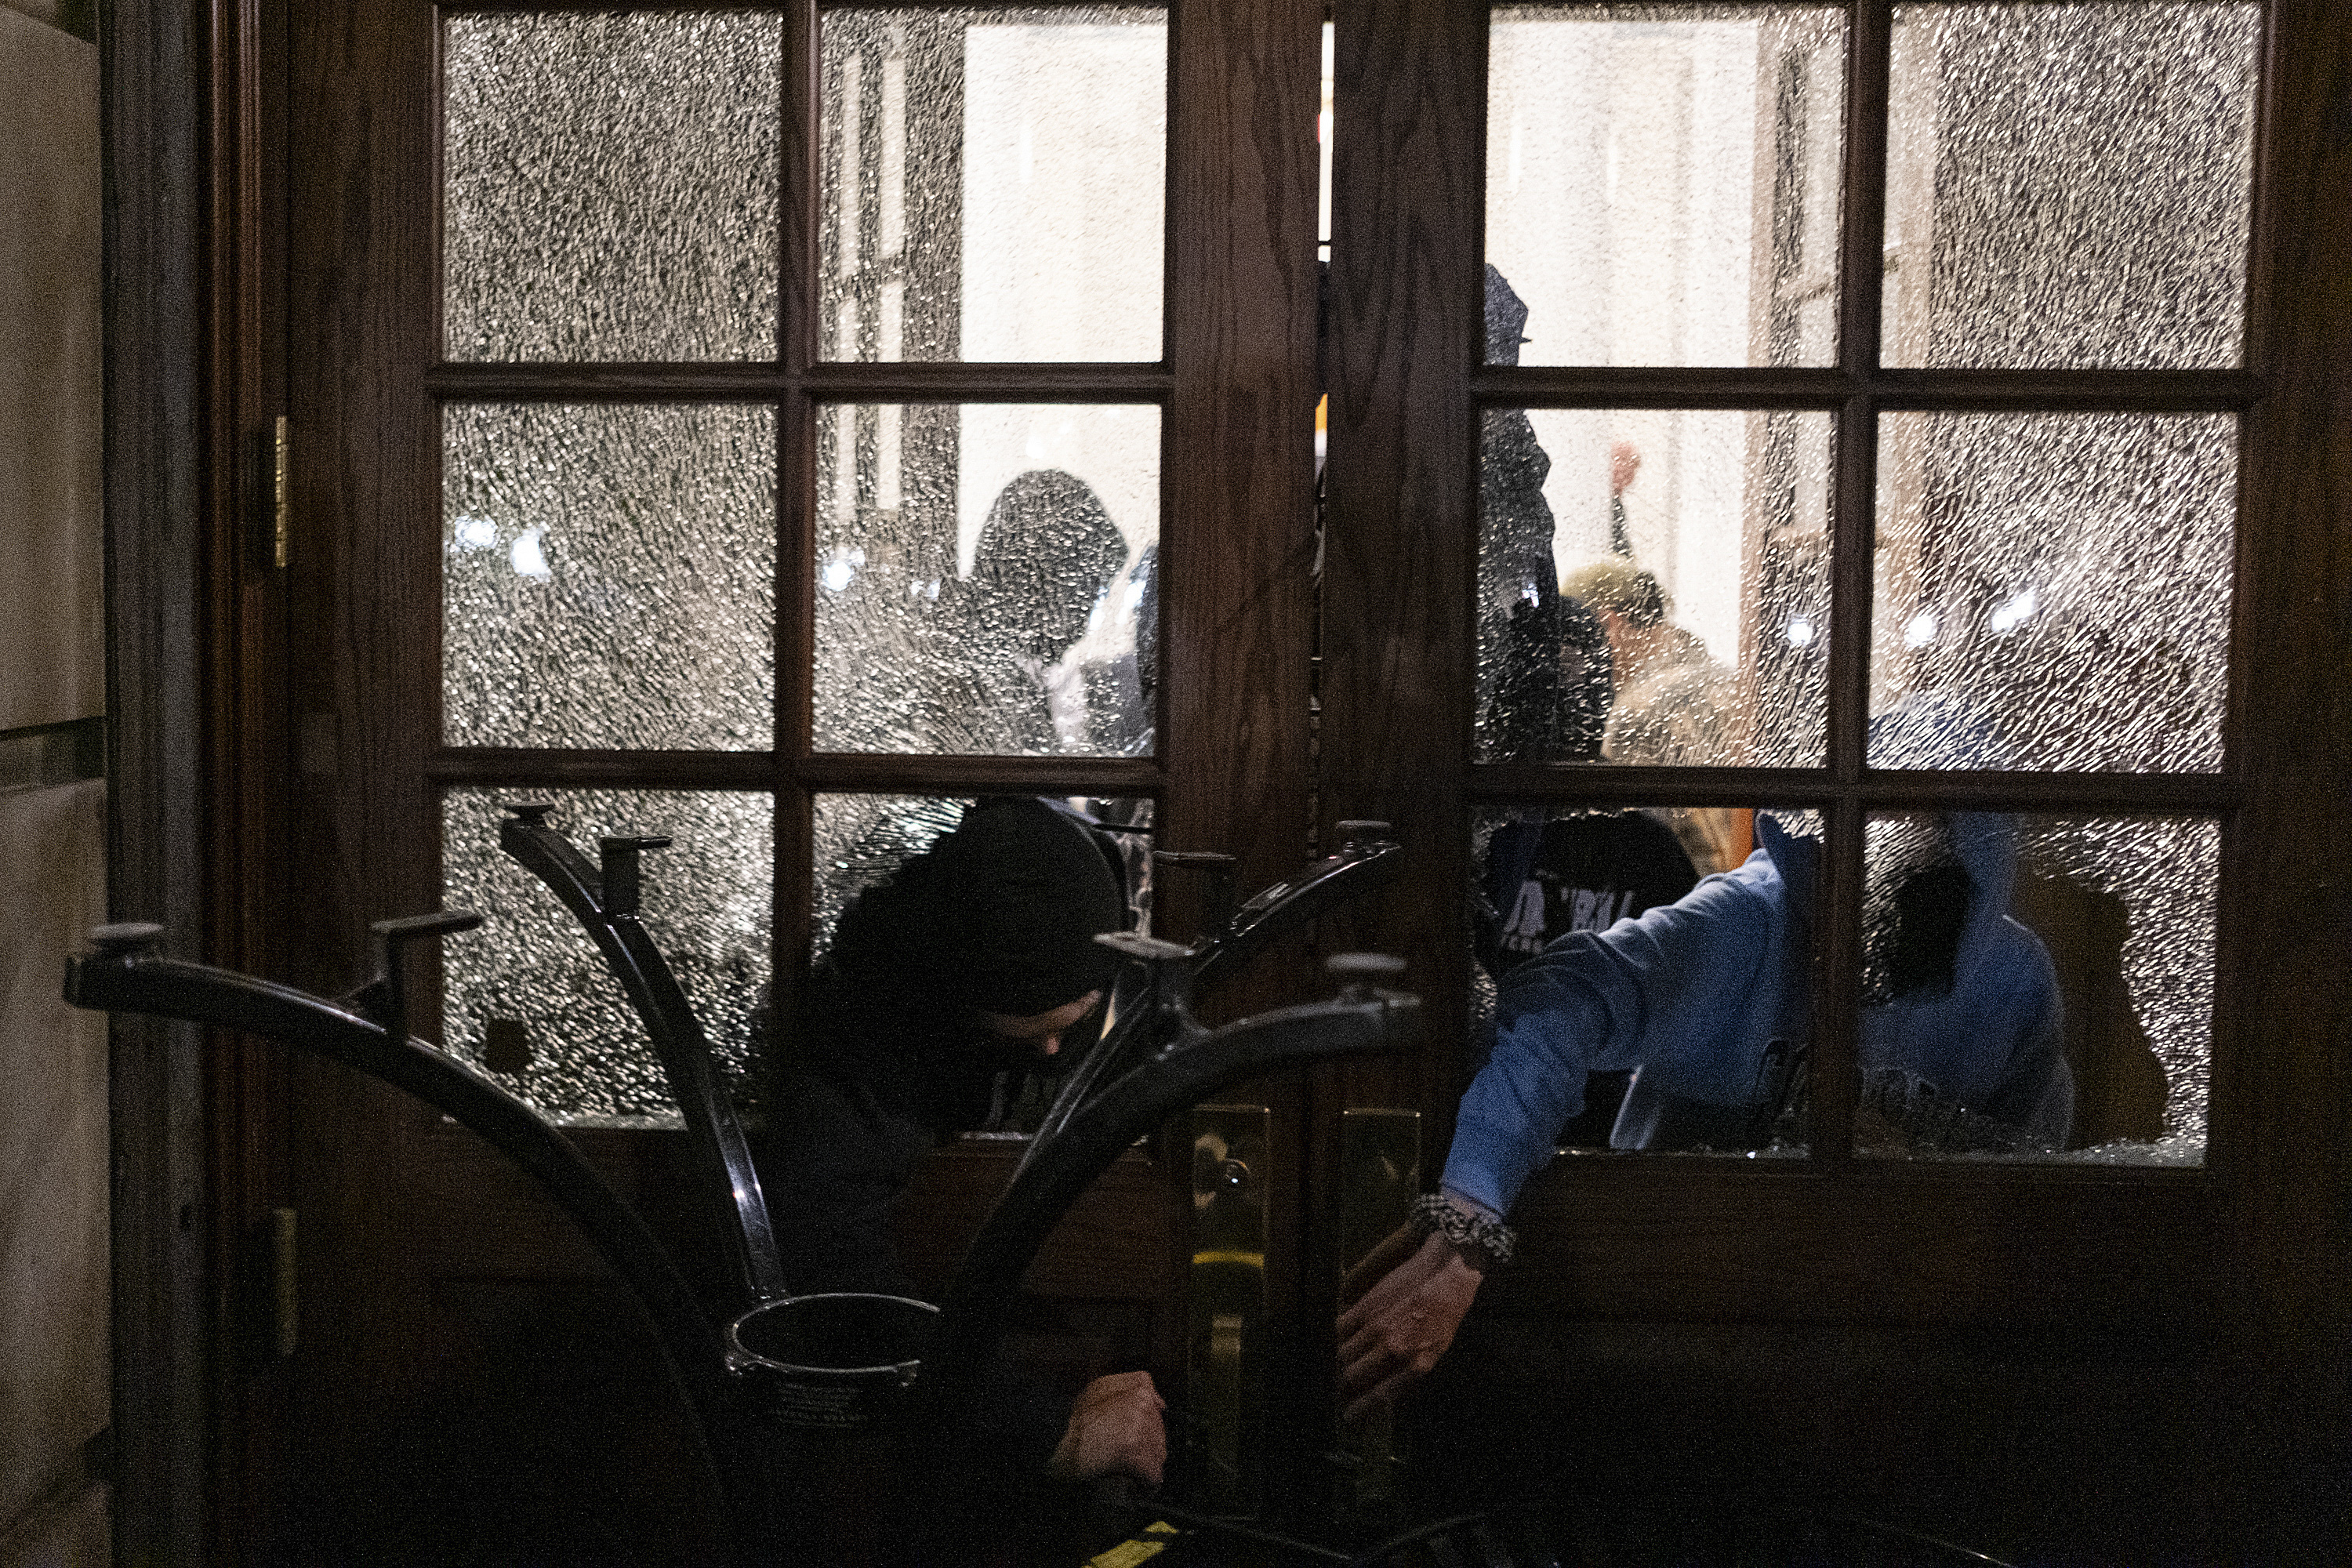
[1312,1,2350,1560]
[274,2,1320,1558]
[234,2,2348,1561]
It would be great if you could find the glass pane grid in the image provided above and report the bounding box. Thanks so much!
[419,0,2258,1185]
[1452,0,2261,1189]
[1463,793,2222,1170]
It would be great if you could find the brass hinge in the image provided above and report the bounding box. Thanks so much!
[270,416,291,570]
[252,416,290,571]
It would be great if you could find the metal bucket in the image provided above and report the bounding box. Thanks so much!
[725,1292,939,1431]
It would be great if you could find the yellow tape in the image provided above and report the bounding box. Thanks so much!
[1084,1521,1180,1567]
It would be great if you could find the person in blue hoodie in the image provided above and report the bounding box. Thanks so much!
[1335,803,2072,1419]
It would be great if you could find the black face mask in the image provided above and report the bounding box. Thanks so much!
[1861,818,1973,1005]
[932,1012,1037,1073]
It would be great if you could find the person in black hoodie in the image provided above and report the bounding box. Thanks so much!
[924,469,1134,755]
[769,795,1167,1498]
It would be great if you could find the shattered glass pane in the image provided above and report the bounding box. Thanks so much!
[444,403,776,751]
[812,793,1154,1135]
[811,794,971,965]
[1471,803,1811,1156]
[1486,5,1847,368]
[441,789,774,1128]
[811,404,1158,755]
[821,7,1164,362]
[1870,412,2234,773]
[1479,408,1832,768]
[443,12,782,361]
[1859,812,2212,1163]
[1883,2,2260,368]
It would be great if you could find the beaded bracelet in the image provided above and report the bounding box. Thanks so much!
[1408,1192,1516,1272]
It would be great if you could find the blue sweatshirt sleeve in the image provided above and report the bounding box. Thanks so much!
[1442,855,1789,1214]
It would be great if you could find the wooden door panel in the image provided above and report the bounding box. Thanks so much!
[889,1143,1174,1304]
[275,0,1322,1550]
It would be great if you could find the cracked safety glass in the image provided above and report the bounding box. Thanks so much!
[1477,405,1833,769]
[443,403,776,752]
[821,6,1165,363]
[441,789,774,1127]
[443,10,782,361]
[812,403,1158,757]
[1882,2,2260,369]
[1857,811,2212,1166]
[1486,4,1848,368]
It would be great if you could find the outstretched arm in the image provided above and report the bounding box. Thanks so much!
[1334,857,1789,1416]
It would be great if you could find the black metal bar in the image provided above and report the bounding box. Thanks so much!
[1192,822,1403,996]
[913,977,1425,1443]
[60,926,732,1435]
[1155,849,1238,941]
[69,876,1424,1561]
[60,924,795,1561]
[342,909,486,1047]
[498,805,789,1306]
[1023,826,1406,1160]
[1025,931,1196,1160]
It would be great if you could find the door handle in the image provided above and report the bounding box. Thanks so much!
[1335,1107,1421,1521]
[1189,1104,1269,1515]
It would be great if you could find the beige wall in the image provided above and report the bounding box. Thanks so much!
[0,784,108,1560]
[0,5,110,1565]
[0,3,103,733]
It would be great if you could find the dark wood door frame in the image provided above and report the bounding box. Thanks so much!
[116,0,2350,1559]
[105,0,297,1558]
[103,1,218,1561]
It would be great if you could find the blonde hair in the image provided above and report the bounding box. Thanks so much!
[1561,559,1668,629]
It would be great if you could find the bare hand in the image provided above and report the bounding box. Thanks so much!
[1610,440,1642,496]
[1047,1370,1167,1486]
[1335,1227,1483,1423]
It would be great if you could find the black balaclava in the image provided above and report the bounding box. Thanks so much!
[819,797,1127,1129]
[940,797,1127,1017]
[830,796,1125,1019]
